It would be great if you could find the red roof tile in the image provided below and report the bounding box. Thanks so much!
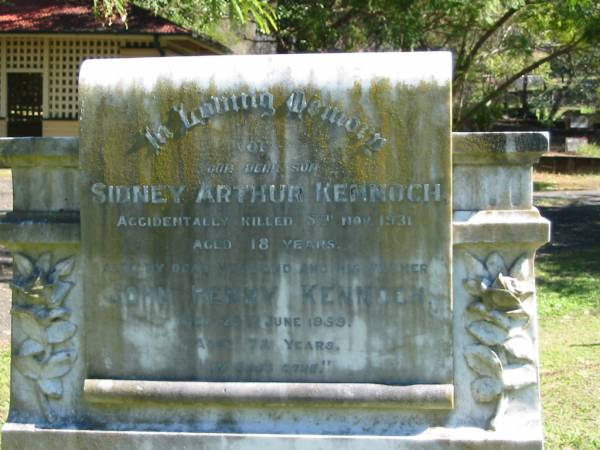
[0,0,189,34]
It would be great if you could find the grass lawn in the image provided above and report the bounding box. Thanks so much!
[534,172,600,192]
[575,144,600,158]
[536,248,600,449]
[539,314,600,449]
[0,345,8,419]
[0,343,9,448]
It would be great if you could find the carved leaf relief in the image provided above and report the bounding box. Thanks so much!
[49,281,74,306]
[51,257,75,279]
[41,350,77,379]
[467,302,512,330]
[38,379,63,399]
[46,321,77,344]
[464,253,488,279]
[483,286,522,310]
[14,355,43,381]
[502,364,537,390]
[464,279,485,297]
[463,252,538,430]
[10,252,78,412]
[509,255,531,280]
[471,376,503,402]
[14,311,47,345]
[485,252,507,279]
[36,253,52,274]
[467,320,508,346]
[464,345,503,377]
[47,307,70,321]
[13,253,34,278]
[18,339,46,357]
[503,335,535,363]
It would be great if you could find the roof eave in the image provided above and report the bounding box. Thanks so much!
[0,30,231,54]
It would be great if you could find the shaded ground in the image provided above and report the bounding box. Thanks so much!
[535,191,600,255]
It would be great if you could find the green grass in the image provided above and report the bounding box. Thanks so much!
[575,143,600,158]
[537,248,600,449]
[0,344,9,448]
[0,347,7,418]
[536,249,600,317]
[534,172,600,192]
[534,180,559,192]
[539,314,600,449]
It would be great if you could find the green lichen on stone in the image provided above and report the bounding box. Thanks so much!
[78,68,453,384]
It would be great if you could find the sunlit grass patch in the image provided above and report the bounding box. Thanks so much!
[575,143,600,158]
[539,314,600,450]
[537,245,600,449]
[0,343,10,447]
[536,248,600,317]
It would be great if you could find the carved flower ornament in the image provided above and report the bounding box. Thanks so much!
[463,252,537,430]
[10,253,77,417]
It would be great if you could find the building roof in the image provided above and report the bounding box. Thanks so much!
[0,0,189,34]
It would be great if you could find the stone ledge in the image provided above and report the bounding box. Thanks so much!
[1,423,543,450]
[0,213,80,246]
[84,379,454,410]
[453,132,549,166]
[453,209,550,245]
[0,137,79,168]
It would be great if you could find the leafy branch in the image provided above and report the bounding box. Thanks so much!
[94,0,278,34]
[456,37,584,127]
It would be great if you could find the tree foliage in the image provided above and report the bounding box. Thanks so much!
[273,0,600,129]
[94,0,276,33]
[95,0,600,130]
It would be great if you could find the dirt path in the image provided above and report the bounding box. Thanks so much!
[534,190,600,206]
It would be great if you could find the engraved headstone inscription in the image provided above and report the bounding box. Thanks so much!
[79,53,452,388]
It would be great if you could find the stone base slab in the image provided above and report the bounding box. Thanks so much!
[3,423,543,450]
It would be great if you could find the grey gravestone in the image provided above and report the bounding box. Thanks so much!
[569,115,589,129]
[565,136,588,152]
[79,53,452,389]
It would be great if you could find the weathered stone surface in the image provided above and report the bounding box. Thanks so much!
[79,53,453,387]
[452,132,548,165]
[0,137,78,168]
[84,379,454,409]
[2,423,543,450]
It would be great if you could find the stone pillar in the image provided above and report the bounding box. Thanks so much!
[451,132,550,435]
[0,137,82,425]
